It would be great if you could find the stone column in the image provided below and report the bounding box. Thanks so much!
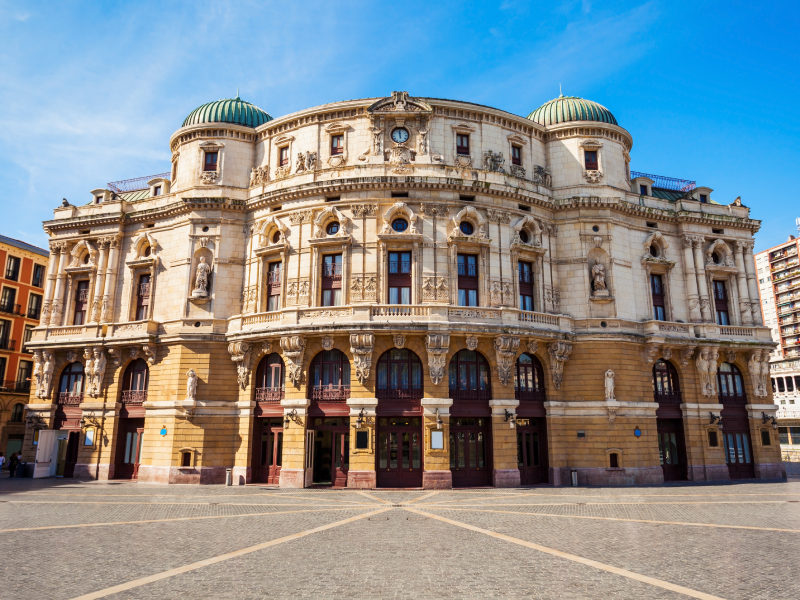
[421,397,453,489]
[40,242,62,326]
[49,244,71,326]
[743,242,763,326]
[733,242,752,325]
[346,397,378,488]
[682,235,702,322]
[100,236,121,323]
[89,240,109,324]
[692,237,712,322]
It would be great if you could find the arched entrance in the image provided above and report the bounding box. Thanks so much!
[653,359,687,481]
[448,350,492,487]
[514,353,549,485]
[54,362,85,478]
[376,349,424,488]
[252,353,285,484]
[115,358,148,480]
[308,350,350,487]
[718,362,755,479]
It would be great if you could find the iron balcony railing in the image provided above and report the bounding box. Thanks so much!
[376,386,423,401]
[515,387,546,402]
[310,384,350,403]
[0,380,31,393]
[449,387,492,402]
[389,261,411,274]
[654,390,683,404]
[630,171,697,192]
[519,270,532,284]
[255,387,284,403]
[457,263,478,277]
[27,306,41,320]
[107,172,170,194]
[58,392,83,405]
[121,390,148,405]
[77,289,89,302]
[137,283,150,299]
[267,271,282,285]
[322,263,342,277]
[719,392,747,406]
[0,339,16,351]
[0,303,20,316]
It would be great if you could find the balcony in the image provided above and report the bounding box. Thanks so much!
[137,283,150,299]
[457,263,478,277]
[121,390,148,405]
[376,386,423,401]
[0,379,30,393]
[388,261,411,275]
[255,386,284,403]
[58,392,83,405]
[519,270,532,284]
[0,339,16,351]
[0,303,20,316]
[310,384,350,403]
[654,390,683,404]
[449,387,493,402]
[322,263,342,279]
[515,387,546,402]
[267,271,282,285]
[719,392,747,406]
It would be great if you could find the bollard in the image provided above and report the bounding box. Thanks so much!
[226,468,232,486]
[570,469,578,487]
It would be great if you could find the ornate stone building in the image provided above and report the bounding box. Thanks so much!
[23,91,783,486]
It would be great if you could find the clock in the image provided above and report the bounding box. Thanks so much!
[391,127,410,144]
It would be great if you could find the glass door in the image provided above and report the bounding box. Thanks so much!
[449,418,491,487]
[376,417,422,488]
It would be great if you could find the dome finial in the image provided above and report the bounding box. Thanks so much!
[236,86,240,100]
[559,83,563,98]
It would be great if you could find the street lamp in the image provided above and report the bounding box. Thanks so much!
[762,412,778,430]
[504,409,516,429]
[356,408,365,429]
[435,408,443,430]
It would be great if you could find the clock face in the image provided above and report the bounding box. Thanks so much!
[391,127,410,144]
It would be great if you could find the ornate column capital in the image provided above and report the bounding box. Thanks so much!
[494,336,520,386]
[425,333,450,386]
[547,341,572,390]
[228,342,252,390]
[349,334,375,385]
[280,336,306,386]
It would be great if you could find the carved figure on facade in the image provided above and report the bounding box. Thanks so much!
[34,350,55,399]
[748,350,767,397]
[604,369,616,401]
[351,204,378,219]
[591,263,608,295]
[68,240,98,268]
[426,333,450,386]
[142,344,156,366]
[680,347,695,367]
[83,347,94,394]
[256,215,290,248]
[186,369,197,401]
[512,215,543,247]
[88,346,107,398]
[705,239,735,267]
[532,165,552,187]
[249,166,269,188]
[350,275,377,302]
[527,340,538,355]
[349,334,375,385]
[321,336,334,351]
[696,347,719,396]
[280,336,306,386]
[547,341,572,390]
[644,345,659,364]
[200,170,219,184]
[483,151,505,173]
[495,335,520,386]
[192,257,212,298]
[295,151,316,173]
[583,170,603,183]
[228,342,252,390]
[313,206,350,238]
[393,334,406,349]
[465,336,479,351]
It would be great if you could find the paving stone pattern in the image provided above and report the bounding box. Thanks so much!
[1,477,799,599]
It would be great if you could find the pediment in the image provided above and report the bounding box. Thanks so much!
[368,91,432,116]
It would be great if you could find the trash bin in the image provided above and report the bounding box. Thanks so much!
[17,462,27,478]
[226,468,232,486]
[570,469,578,487]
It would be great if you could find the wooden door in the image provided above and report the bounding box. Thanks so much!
[376,417,423,488]
[449,418,491,487]
[656,418,687,481]
[115,418,145,479]
[254,418,283,484]
[63,431,79,478]
[722,417,756,479]
[517,418,548,485]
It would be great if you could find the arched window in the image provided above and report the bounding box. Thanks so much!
[10,403,23,422]
[449,350,491,401]
[255,353,284,403]
[718,362,746,404]
[376,349,423,400]
[652,359,681,403]
[309,350,350,402]
[58,362,85,405]
[121,359,149,405]
[515,353,546,401]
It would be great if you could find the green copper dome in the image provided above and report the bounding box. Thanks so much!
[527,95,617,127]
[182,96,273,128]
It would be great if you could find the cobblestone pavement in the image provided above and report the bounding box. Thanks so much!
[1,477,799,599]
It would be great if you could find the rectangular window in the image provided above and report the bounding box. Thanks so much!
[699,194,708,203]
[32,264,45,288]
[511,145,521,166]
[713,280,730,325]
[788,377,795,392]
[0,287,16,314]
[0,321,9,351]
[518,260,534,311]
[708,430,718,447]
[135,274,151,321]
[640,185,648,195]
[203,151,218,172]
[21,326,33,353]
[73,280,90,325]
[584,150,598,170]
[456,134,470,155]
[777,378,785,393]
[153,185,161,196]
[331,134,344,155]
[761,429,771,446]
[651,273,666,321]
[27,293,42,320]
[267,262,281,312]
[388,251,411,305]
[5,256,20,281]
[457,254,478,307]
[279,146,289,166]
[321,254,342,307]
[17,359,32,385]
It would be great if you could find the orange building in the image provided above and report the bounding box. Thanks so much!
[0,235,49,460]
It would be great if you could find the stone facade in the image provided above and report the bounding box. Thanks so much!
[23,91,783,486]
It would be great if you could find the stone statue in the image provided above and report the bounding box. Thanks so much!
[192,256,211,298]
[591,263,608,295]
[186,369,197,401]
[604,369,615,401]
[90,346,107,397]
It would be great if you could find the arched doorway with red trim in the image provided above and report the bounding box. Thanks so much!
[718,362,755,479]
[115,358,148,480]
[307,350,350,487]
[448,349,492,487]
[252,352,285,484]
[652,359,687,481]
[54,362,84,478]
[375,348,424,488]
[514,353,549,485]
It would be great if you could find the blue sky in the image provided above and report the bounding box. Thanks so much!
[0,0,797,252]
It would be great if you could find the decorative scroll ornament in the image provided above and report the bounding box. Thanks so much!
[680,347,695,367]
[547,341,573,390]
[349,334,375,385]
[186,369,197,401]
[465,336,479,351]
[495,336,520,386]
[426,333,450,386]
[280,336,306,386]
[644,345,659,364]
[351,204,378,218]
[696,347,719,396]
[107,348,120,367]
[228,342,252,390]
[393,334,406,349]
[142,344,156,366]
[89,346,107,398]
[321,336,334,351]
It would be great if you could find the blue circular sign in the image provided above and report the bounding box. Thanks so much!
[160,427,168,436]
[634,427,642,437]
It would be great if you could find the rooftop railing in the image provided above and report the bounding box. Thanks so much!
[107,172,170,194]
[631,171,696,192]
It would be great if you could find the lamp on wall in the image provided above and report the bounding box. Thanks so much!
[504,409,516,429]
[435,408,443,430]
[284,409,298,429]
[356,408,365,429]
[80,412,101,428]
[709,412,721,428]
[762,412,778,430]
[25,414,45,429]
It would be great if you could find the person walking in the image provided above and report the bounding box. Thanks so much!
[7,451,19,478]
[0,453,4,473]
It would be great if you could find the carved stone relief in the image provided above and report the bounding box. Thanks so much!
[280,336,306,386]
[495,335,520,386]
[321,336,334,351]
[426,333,450,386]
[422,276,449,301]
[350,334,375,385]
[465,336,479,351]
[547,341,573,390]
[228,341,252,390]
[393,334,406,349]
